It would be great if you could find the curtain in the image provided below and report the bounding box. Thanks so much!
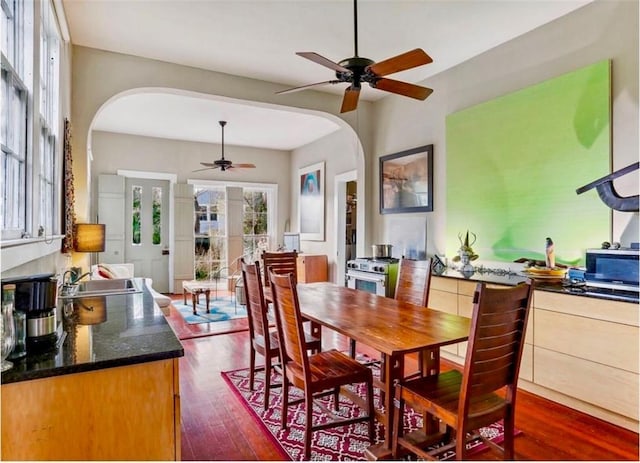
[61,118,76,253]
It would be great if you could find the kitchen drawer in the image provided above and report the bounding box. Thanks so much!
[534,347,639,420]
[431,276,457,294]
[534,290,638,326]
[428,289,457,315]
[535,309,639,373]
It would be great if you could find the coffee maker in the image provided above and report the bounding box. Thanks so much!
[3,274,59,352]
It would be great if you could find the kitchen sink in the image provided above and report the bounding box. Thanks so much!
[62,278,142,298]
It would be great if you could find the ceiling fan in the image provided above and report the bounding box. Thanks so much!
[276,0,434,113]
[193,121,256,172]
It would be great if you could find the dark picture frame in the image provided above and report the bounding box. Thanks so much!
[380,144,433,214]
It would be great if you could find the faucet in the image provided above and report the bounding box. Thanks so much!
[62,269,92,285]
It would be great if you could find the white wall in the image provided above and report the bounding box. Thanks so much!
[290,128,364,280]
[371,0,639,257]
[91,130,293,237]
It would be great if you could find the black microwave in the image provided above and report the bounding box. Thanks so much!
[585,248,639,292]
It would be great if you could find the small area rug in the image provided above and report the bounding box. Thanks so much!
[222,359,516,461]
[174,298,247,325]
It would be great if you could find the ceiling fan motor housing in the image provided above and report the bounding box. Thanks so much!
[336,56,375,83]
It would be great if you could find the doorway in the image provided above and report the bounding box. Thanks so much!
[124,177,170,292]
[334,170,357,286]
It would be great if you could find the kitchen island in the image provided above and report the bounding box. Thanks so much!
[429,268,639,432]
[0,279,183,460]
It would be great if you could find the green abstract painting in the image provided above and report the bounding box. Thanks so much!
[446,60,611,266]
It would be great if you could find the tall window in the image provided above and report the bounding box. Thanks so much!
[38,0,60,234]
[191,181,276,279]
[243,188,269,259]
[132,185,141,244]
[1,0,32,238]
[194,187,226,279]
[1,0,61,241]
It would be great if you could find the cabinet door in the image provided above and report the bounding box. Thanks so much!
[297,255,328,283]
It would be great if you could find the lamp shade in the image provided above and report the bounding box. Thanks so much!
[74,224,106,252]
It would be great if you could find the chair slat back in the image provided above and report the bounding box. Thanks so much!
[461,281,533,406]
[269,270,309,379]
[262,251,298,289]
[395,258,433,307]
[241,258,270,340]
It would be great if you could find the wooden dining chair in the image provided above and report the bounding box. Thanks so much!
[262,251,298,290]
[394,257,433,378]
[241,259,321,411]
[373,258,433,404]
[392,280,533,461]
[269,270,376,460]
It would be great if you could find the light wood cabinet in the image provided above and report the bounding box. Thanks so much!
[428,276,639,432]
[1,358,181,460]
[297,254,328,283]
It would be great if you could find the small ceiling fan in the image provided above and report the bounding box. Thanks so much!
[193,121,256,172]
[276,0,434,113]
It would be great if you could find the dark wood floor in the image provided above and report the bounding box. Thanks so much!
[166,297,639,461]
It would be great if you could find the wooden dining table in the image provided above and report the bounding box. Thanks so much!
[291,282,471,460]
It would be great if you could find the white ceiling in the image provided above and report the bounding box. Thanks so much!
[64,0,593,150]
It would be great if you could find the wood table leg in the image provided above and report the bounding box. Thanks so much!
[205,289,210,313]
[421,348,441,436]
[191,292,197,314]
[183,289,187,305]
[364,353,403,460]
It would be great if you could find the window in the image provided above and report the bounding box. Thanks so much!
[132,185,141,245]
[191,181,277,280]
[152,186,161,245]
[194,187,226,279]
[1,0,31,238]
[1,0,62,242]
[38,0,59,235]
[243,189,269,259]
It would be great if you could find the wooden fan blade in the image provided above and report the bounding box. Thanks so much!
[192,166,219,172]
[276,80,340,95]
[296,52,351,74]
[367,48,433,77]
[229,163,256,169]
[372,78,433,100]
[200,162,215,167]
[340,86,360,113]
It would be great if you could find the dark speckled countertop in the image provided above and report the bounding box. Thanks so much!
[1,279,183,384]
[434,268,639,304]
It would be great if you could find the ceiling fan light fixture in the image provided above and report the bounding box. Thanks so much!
[277,0,434,113]
[193,120,256,173]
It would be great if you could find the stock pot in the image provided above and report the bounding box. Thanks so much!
[372,244,393,259]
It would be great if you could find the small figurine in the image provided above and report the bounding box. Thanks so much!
[545,237,555,268]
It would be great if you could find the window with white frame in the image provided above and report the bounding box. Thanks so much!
[38,0,60,236]
[1,0,31,239]
[191,181,276,279]
[1,0,61,241]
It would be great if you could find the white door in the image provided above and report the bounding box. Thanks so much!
[125,178,170,292]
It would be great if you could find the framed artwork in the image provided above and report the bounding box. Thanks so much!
[298,161,325,241]
[380,144,434,214]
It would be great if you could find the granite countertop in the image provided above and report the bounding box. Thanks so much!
[434,268,639,304]
[1,279,183,385]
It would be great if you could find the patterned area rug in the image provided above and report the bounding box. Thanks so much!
[222,360,514,461]
[174,298,247,324]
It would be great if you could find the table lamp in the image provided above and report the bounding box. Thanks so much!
[74,223,106,272]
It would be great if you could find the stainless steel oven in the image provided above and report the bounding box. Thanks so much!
[346,258,398,298]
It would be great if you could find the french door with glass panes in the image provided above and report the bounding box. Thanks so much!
[193,184,273,279]
[125,178,170,292]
